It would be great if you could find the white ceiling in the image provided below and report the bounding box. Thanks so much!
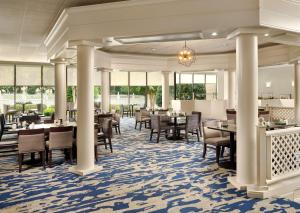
[0,0,125,62]
[101,37,275,56]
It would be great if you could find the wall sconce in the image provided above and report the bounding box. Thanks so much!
[292,81,295,87]
[265,82,272,88]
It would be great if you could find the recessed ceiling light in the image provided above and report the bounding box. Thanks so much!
[211,32,218,36]
[151,48,156,51]
[264,33,269,37]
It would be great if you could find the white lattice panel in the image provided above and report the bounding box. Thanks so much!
[270,107,295,123]
[270,133,300,178]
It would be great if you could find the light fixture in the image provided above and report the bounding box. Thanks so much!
[264,33,269,37]
[177,41,196,67]
[265,81,272,88]
[211,32,218,36]
[292,81,295,87]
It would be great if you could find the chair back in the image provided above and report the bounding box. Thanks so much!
[186,114,199,130]
[226,109,236,123]
[48,126,73,149]
[192,111,202,126]
[102,119,113,138]
[0,114,4,141]
[18,128,45,153]
[98,114,113,128]
[150,115,160,130]
[157,109,168,115]
[258,110,270,122]
[20,114,41,124]
[201,121,221,140]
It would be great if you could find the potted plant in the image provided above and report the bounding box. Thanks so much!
[147,86,157,110]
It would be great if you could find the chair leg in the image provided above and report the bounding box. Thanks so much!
[220,146,225,157]
[139,122,142,131]
[196,129,200,142]
[104,139,107,149]
[115,126,118,134]
[18,154,23,173]
[157,131,160,143]
[185,131,189,143]
[150,129,153,141]
[216,146,221,164]
[118,126,121,134]
[95,145,98,162]
[135,121,137,129]
[41,151,46,170]
[31,152,35,162]
[49,150,52,168]
[202,143,207,158]
[69,148,73,164]
[108,138,113,153]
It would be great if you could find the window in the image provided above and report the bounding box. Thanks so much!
[0,64,14,113]
[148,72,162,107]
[194,74,206,100]
[16,65,42,112]
[174,72,217,100]
[94,70,102,108]
[43,66,55,109]
[110,71,129,108]
[67,65,77,109]
[129,72,146,107]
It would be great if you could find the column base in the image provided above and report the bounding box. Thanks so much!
[228,176,254,190]
[69,165,103,176]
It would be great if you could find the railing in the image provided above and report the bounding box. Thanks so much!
[268,107,295,123]
[249,126,300,198]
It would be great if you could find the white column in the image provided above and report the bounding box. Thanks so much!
[69,43,101,175]
[54,60,67,121]
[217,70,228,100]
[294,62,300,124]
[161,71,170,109]
[235,34,258,187]
[228,70,236,109]
[101,70,110,112]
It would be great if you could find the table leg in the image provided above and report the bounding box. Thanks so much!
[230,132,235,165]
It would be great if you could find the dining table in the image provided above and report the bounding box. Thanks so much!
[8,122,77,134]
[207,121,298,169]
[166,114,186,140]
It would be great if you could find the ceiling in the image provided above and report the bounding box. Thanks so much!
[101,37,275,56]
[0,0,126,62]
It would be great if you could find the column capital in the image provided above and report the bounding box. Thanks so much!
[69,40,102,48]
[227,27,269,40]
[50,58,68,64]
[290,59,300,65]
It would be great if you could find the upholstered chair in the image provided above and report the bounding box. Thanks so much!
[150,115,173,143]
[95,119,113,161]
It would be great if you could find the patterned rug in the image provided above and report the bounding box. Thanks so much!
[0,118,300,212]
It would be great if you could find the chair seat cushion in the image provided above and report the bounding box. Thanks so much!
[205,137,230,146]
[203,127,221,138]
[112,120,118,125]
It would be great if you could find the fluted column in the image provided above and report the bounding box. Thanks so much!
[162,71,170,109]
[53,59,67,121]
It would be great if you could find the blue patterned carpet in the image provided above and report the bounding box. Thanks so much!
[1,118,300,212]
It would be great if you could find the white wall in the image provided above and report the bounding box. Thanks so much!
[258,64,294,99]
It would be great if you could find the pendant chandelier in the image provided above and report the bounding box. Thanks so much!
[177,41,196,67]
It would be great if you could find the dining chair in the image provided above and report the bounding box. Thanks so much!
[201,122,230,164]
[192,111,202,137]
[135,110,151,130]
[112,113,121,134]
[177,114,200,142]
[0,119,18,158]
[0,114,17,141]
[18,128,46,173]
[120,105,130,118]
[46,126,74,167]
[150,115,173,143]
[20,114,41,124]
[95,119,113,161]
[258,110,270,122]
[226,109,236,124]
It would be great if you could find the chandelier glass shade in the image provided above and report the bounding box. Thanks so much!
[177,41,196,67]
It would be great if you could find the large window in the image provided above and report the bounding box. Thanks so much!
[94,70,102,108]
[110,71,129,107]
[43,66,55,110]
[0,65,14,113]
[130,72,146,107]
[148,72,162,107]
[174,72,217,100]
[16,65,42,112]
